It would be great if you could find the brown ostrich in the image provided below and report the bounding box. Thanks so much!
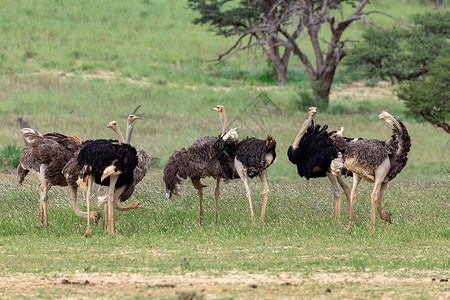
[287,107,354,223]
[163,105,238,224]
[18,129,100,228]
[330,111,411,233]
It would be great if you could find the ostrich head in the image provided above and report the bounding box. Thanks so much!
[309,106,317,117]
[212,105,225,113]
[129,200,144,209]
[107,120,119,130]
[127,114,140,123]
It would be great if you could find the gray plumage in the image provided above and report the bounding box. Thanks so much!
[333,138,395,170]
[330,111,411,233]
[164,135,238,198]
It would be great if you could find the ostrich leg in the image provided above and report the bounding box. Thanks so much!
[38,165,50,228]
[102,203,108,231]
[214,178,221,224]
[336,175,351,217]
[191,179,206,225]
[348,174,362,233]
[235,160,255,224]
[242,174,255,224]
[106,175,119,235]
[371,159,390,233]
[84,176,95,238]
[326,172,342,223]
[376,182,391,223]
[258,169,270,225]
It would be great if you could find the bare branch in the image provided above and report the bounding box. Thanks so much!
[207,34,251,62]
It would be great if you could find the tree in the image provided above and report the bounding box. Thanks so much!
[395,58,450,134]
[344,10,450,132]
[188,0,393,105]
[345,10,450,83]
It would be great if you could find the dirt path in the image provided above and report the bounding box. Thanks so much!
[1,271,448,299]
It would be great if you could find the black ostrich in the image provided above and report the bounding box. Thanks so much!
[163,105,238,224]
[234,135,277,225]
[97,114,148,229]
[75,139,138,236]
[18,129,100,228]
[287,107,353,222]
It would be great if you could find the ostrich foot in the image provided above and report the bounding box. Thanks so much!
[347,225,353,233]
[382,210,392,223]
[91,212,101,225]
[83,230,91,238]
[333,216,341,226]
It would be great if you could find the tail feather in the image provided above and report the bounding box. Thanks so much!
[265,135,276,151]
[379,111,411,181]
[163,148,187,198]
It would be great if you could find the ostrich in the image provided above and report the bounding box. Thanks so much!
[101,114,149,214]
[163,105,238,224]
[234,134,277,225]
[18,129,100,228]
[72,114,149,236]
[287,107,354,222]
[330,111,411,233]
[72,139,139,236]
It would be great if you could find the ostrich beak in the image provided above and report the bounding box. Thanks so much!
[133,116,140,120]
[212,107,219,111]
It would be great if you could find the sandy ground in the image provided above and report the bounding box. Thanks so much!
[1,271,449,299]
[35,68,394,99]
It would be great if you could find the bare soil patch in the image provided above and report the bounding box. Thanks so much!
[1,271,448,299]
[330,81,394,101]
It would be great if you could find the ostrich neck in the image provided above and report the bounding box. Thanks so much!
[113,127,125,144]
[219,112,227,136]
[292,115,314,149]
[68,186,91,219]
[114,201,139,211]
[126,124,133,144]
[113,189,139,211]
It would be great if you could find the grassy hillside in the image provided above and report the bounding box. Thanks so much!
[0,0,438,82]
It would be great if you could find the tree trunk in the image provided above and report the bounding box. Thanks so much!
[273,60,288,84]
[265,36,290,84]
[312,66,337,106]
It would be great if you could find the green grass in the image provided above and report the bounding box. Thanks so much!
[1,173,449,272]
[0,172,448,297]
